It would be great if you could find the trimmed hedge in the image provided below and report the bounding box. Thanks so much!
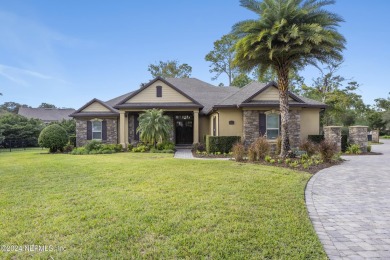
[206,135,241,154]
[308,135,324,144]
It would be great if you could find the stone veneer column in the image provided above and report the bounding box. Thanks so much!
[243,110,259,146]
[76,120,87,147]
[349,126,368,152]
[288,110,301,148]
[323,126,342,152]
[105,119,118,144]
[371,129,380,143]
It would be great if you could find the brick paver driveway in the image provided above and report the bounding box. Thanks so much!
[306,140,390,259]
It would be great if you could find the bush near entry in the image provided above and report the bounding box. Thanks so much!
[205,135,241,154]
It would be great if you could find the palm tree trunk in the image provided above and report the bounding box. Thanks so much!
[277,65,291,157]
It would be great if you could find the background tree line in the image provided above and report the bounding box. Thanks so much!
[0,102,75,147]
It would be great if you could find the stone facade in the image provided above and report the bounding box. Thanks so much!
[105,119,118,144]
[128,115,136,144]
[288,110,301,149]
[324,126,342,152]
[243,109,301,147]
[243,110,260,145]
[76,118,118,147]
[349,126,368,152]
[76,120,87,147]
[371,129,380,143]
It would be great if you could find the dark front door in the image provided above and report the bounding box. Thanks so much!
[175,114,193,145]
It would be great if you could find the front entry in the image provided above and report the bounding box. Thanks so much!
[175,114,193,145]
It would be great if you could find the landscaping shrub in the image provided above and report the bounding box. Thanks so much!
[299,139,317,157]
[367,145,372,152]
[318,140,337,162]
[71,147,88,155]
[38,124,68,153]
[69,135,76,147]
[247,144,256,162]
[156,141,175,151]
[232,142,245,162]
[253,136,270,160]
[131,144,150,153]
[206,135,241,154]
[276,136,282,155]
[345,144,361,154]
[63,144,74,153]
[308,135,324,144]
[192,143,206,152]
[85,140,103,152]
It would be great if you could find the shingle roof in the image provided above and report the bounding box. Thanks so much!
[72,77,326,117]
[18,107,76,122]
[165,78,239,114]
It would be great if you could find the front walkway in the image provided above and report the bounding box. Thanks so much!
[174,149,194,159]
[306,140,390,259]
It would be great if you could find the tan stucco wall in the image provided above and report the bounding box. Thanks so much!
[216,109,243,137]
[126,80,192,103]
[300,108,321,139]
[252,86,292,101]
[209,112,219,137]
[199,115,210,143]
[82,102,110,112]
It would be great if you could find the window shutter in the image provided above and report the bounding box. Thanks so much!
[102,120,107,140]
[279,114,281,134]
[87,121,92,140]
[259,113,266,136]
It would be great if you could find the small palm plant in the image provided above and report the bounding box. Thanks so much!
[137,109,172,147]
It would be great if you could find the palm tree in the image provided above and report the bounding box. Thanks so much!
[137,109,172,147]
[232,0,345,157]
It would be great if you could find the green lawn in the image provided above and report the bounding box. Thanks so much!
[0,150,326,259]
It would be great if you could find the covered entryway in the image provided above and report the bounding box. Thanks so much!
[174,114,193,145]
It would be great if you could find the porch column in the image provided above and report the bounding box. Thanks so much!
[193,110,199,144]
[119,111,126,148]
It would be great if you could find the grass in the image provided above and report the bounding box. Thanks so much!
[0,150,326,259]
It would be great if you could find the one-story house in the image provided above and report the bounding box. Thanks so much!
[70,77,326,148]
[18,107,76,124]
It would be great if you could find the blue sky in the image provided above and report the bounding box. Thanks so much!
[0,0,389,109]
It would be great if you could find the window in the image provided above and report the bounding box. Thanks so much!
[266,113,279,139]
[92,121,102,140]
[156,86,162,97]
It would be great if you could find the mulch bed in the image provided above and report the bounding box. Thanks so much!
[193,151,383,174]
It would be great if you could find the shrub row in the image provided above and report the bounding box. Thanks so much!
[205,135,241,154]
[71,140,123,155]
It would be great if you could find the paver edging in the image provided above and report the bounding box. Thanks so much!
[305,169,343,259]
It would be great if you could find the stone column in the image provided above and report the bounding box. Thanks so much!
[243,110,259,146]
[349,126,368,152]
[193,110,199,144]
[119,111,126,148]
[323,126,342,152]
[372,129,380,143]
[288,109,301,148]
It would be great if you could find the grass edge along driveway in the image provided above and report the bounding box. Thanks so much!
[0,150,326,259]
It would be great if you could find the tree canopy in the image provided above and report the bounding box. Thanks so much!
[205,34,239,85]
[232,0,345,156]
[148,60,192,78]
